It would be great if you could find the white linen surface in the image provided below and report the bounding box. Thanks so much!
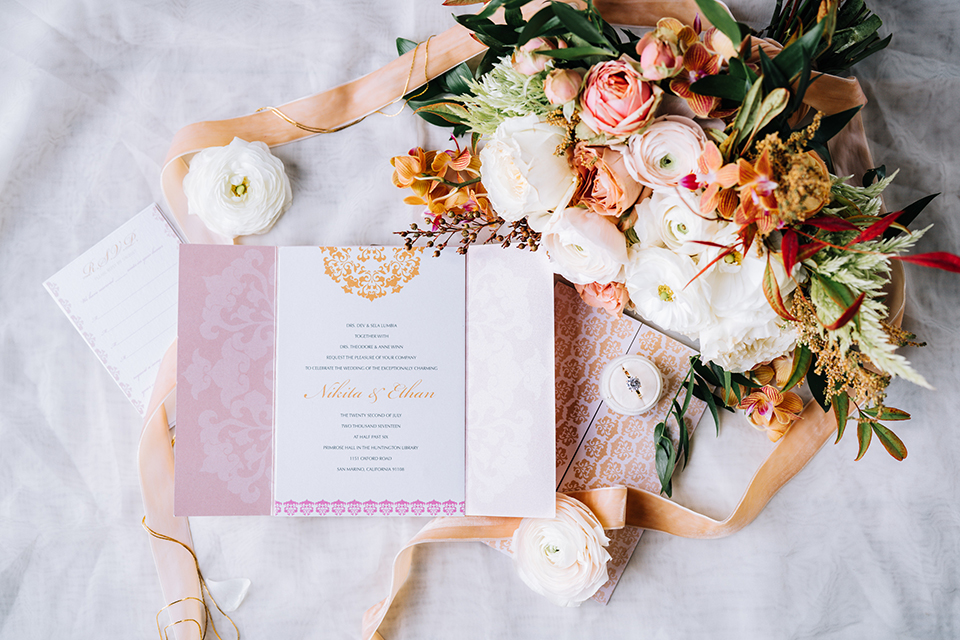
[2,0,959,638]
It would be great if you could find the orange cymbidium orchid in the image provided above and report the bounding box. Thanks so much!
[681,141,739,216]
[739,385,803,442]
[750,355,793,387]
[669,42,723,118]
[734,147,782,236]
[390,145,491,220]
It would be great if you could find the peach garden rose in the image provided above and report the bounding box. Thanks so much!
[578,58,662,139]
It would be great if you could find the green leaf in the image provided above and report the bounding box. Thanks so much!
[749,87,790,142]
[693,379,722,434]
[517,6,559,46]
[654,421,676,497]
[813,272,856,307]
[832,390,849,443]
[808,106,862,149]
[807,355,831,411]
[774,19,825,81]
[757,47,789,93]
[413,101,470,125]
[690,74,747,101]
[763,252,798,320]
[885,193,940,238]
[674,400,690,467]
[855,419,873,461]
[872,422,908,461]
[862,164,886,187]
[694,0,743,47]
[551,2,607,47]
[783,343,813,392]
[693,359,720,386]
[439,62,475,96]
[837,0,867,26]
[832,14,883,54]
[504,7,523,27]
[396,37,418,56]
[539,45,615,60]
[733,79,764,146]
[862,406,911,421]
[721,368,733,403]
[681,370,696,416]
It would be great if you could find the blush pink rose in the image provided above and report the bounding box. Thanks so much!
[544,68,583,104]
[575,281,629,317]
[635,32,682,81]
[579,58,662,139]
[571,143,641,217]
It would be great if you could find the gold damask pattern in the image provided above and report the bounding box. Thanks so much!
[318,246,423,300]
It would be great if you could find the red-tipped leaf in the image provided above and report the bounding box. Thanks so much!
[823,291,866,330]
[762,253,798,321]
[782,229,799,276]
[797,239,826,262]
[849,210,902,245]
[892,252,960,273]
[804,216,859,232]
[685,246,735,289]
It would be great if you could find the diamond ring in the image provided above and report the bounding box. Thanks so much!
[622,366,643,399]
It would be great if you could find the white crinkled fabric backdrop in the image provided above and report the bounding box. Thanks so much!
[2,0,959,638]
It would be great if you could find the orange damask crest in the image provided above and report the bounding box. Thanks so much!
[318,247,423,300]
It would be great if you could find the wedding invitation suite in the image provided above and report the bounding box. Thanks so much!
[175,244,555,518]
[44,204,183,418]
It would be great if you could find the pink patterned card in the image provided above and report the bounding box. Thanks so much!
[174,245,555,518]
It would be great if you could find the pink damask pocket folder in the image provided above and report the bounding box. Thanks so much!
[174,244,556,518]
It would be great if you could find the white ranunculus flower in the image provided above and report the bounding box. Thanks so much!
[700,317,797,373]
[542,207,628,285]
[621,115,707,189]
[624,246,711,335]
[645,188,723,256]
[479,114,578,230]
[183,137,292,238]
[629,199,666,249]
[699,241,798,371]
[512,493,611,607]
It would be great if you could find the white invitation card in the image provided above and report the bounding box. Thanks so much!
[44,204,182,418]
[273,247,466,513]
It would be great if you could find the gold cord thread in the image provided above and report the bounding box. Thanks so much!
[142,516,240,640]
[257,35,434,133]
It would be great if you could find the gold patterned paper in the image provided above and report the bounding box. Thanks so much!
[555,282,706,604]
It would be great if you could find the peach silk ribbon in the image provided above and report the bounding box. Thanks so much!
[142,2,889,639]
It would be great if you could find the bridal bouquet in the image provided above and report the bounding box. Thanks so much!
[390,0,960,481]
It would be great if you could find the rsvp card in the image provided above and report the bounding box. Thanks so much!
[44,204,182,418]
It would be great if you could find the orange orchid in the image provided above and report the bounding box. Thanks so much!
[390,144,491,221]
[734,147,781,236]
[681,141,739,216]
[750,355,793,387]
[739,385,803,442]
[669,42,723,118]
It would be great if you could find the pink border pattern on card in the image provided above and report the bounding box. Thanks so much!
[273,499,466,517]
